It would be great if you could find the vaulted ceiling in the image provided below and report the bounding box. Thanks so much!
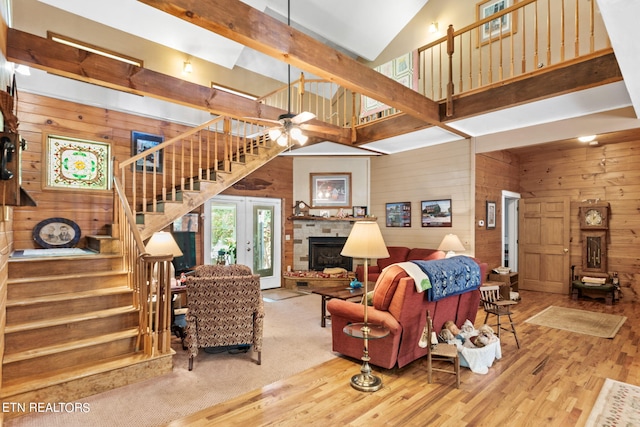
[10,0,640,155]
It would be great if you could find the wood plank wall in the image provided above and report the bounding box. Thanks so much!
[479,140,639,301]
[475,150,520,270]
[15,93,294,271]
[0,206,12,425]
[371,140,475,252]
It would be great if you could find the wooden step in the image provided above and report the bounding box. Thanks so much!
[5,306,139,351]
[8,270,129,299]
[2,329,139,383]
[7,287,134,324]
[86,234,121,254]
[0,351,173,415]
[8,254,124,279]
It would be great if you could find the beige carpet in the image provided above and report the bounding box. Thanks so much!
[525,306,626,338]
[6,290,335,427]
[585,378,640,426]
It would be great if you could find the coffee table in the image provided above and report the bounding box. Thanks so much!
[311,286,365,327]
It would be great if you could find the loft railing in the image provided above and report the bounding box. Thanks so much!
[261,0,611,129]
[257,73,358,129]
[418,0,610,113]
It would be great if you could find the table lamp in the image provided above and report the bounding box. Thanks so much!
[340,221,389,391]
[438,233,465,258]
[145,231,183,281]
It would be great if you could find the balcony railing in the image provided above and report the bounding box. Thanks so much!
[259,0,611,129]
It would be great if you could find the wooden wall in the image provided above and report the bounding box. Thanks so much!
[370,139,475,253]
[15,93,294,270]
[0,207,12,424]
[475,150,520,269]
[515,140,639,300]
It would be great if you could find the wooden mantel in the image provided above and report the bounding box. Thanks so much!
[288,216,378,222]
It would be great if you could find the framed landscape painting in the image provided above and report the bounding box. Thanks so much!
[386,202,411,227]
[310,173,351,208]
[421,199,452,227]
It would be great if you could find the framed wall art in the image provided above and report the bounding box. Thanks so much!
[386,202,411,227]
[421,199,452,227]
[353,206,367,218]
[310,173,352,208]
[132,131,164,173]
[45,134,112,191]
[486,201,497,229]
[173,213,199,232]
[33,217,81,248]
[476,0,517,45]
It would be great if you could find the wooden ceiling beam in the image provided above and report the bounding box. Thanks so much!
[6,28,351,145]
[442,53,623,121]
[137,0,441,127]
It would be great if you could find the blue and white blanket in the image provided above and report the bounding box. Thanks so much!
[410,256,481,301]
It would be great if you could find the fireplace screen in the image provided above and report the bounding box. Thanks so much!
[308,237,352,271]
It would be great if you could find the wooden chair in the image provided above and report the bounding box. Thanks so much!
[425,310,460,388]
[480,285,520,349]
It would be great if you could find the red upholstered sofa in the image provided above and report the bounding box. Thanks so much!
[354,246,445,283]
[327,260,488,369]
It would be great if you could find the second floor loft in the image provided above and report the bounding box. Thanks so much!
[8,0,638,155]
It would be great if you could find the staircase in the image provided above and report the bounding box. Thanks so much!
[1,249,172,417]
[1,116,284,416]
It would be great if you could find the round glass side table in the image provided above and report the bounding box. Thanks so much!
[343,322,390,392]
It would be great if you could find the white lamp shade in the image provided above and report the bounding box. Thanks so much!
[437,234,465,252]
[145,231,183,257]
[341,221,390,259]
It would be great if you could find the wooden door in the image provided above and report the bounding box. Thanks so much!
[518,197,570,294]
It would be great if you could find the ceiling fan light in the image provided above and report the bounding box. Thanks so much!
[268,128,282,140]
[276,134,289,146]
[296,134,308,145]
[289,126,303,139]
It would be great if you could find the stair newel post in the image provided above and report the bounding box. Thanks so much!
[140,253,174,355]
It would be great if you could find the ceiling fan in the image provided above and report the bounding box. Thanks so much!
[262,0,316,146]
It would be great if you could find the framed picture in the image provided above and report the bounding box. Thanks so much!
[476,0,517,45]
[310,173,352,208]
[353,206,367,218]
[486,201,497,229]
[386,202,411,227]
[45,134,111,191]
[421,199,452,227]
[33,217,81,248]
[173,213,199,232]
[132,131,164,173]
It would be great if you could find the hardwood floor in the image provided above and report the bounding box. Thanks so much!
[168,290,638,426]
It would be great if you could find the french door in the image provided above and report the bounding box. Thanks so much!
[204,195,281,289]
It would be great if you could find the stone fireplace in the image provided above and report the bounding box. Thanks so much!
[308,237,352,271]
[291,219,354,271]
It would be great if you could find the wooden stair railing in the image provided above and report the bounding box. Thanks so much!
[114,116,289,357]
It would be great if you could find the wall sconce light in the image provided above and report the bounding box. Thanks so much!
[578,135,596,143]
[429,22,439,34]
[183,61,193,74]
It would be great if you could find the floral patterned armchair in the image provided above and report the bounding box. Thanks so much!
[184,264,264,370]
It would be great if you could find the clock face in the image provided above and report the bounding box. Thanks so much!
[299,202,306,209]
[585,209,602,226]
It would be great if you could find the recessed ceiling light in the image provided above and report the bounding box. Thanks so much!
[578,135,596,143]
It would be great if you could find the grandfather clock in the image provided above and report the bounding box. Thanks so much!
[578,202,609,274]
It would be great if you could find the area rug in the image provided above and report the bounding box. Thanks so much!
[525,306,626,338]
[585,378,640,426]
[262,288,309,301]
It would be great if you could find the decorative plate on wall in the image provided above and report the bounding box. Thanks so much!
[33,217,81,249]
